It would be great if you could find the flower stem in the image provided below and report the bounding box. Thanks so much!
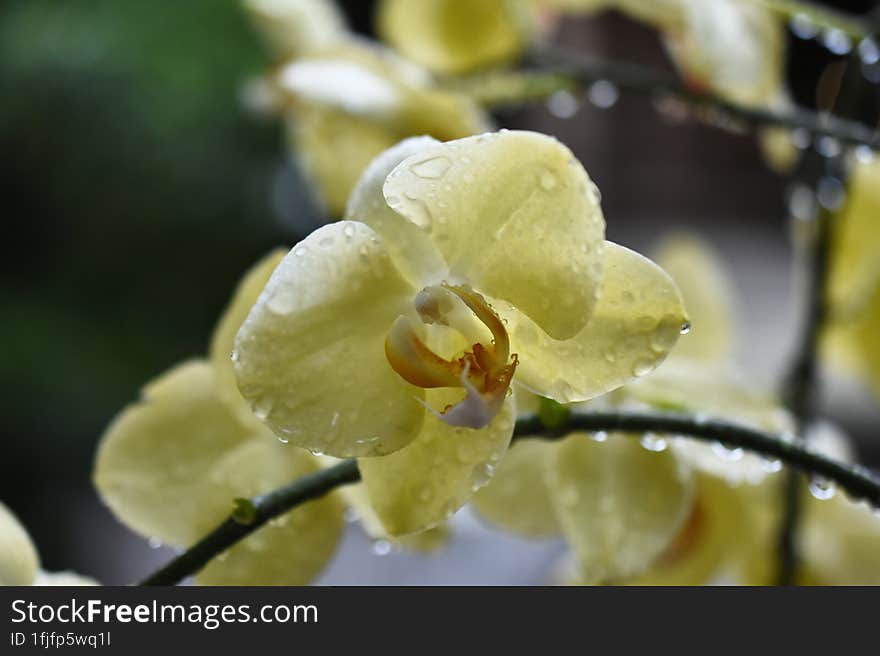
[450,47,880,150]
[137,411,880,586]
[745,0,873,40]
[139,459,361,586]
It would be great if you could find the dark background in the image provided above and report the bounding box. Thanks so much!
[2,0,878,584]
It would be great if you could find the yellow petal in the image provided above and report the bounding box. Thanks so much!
[34,571,99,586]
[800,492,880,585]
[501,241,686,402]
[629,474,753,585]
[546,432,694,583]
[0,501,39,586]
[244,0,347,60]
[664,1,786,107]
[472,437,562,537]
[346,136,447,287]
[652,234,734,363]
[358,389,515,535]
[384,130,606,340]
[210,249,287,410]
[196,439,344,586]
[377,0,530,74]
[329,476,449,552]
[824,285,880,400]
[94,361,272,545]
[233,221,426,457]
[286,105,402,216]
[827,157,880,313]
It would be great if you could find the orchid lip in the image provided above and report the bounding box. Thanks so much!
[385,283,517,428]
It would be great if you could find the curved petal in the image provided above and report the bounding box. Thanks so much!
[346,136,447,287]
[652,234,734,363]
[664,1,785,107]
[377,0,530,74]
[401,88,493,142]
[196,440,344,586]
[286,106,401,216]
[800,491,880,585]
[325,474,449,552]
[234,221,425,457]
[0,501,39,586]
[628,475,751,585]
[210,250,287,410]
[502,241,687,403]
[547,432,694,584]
[384,130,606,339]
[93,361,271,546]
[828,158,880,314]
[358,390,515,536]
[244,0,347,60]
[472,437,562,537]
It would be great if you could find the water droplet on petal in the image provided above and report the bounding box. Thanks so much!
[411,156,452,179]
[372,539,392,556]
[711,441,744,461]
[640,433,668,452]
[632,359,654,377]
[809,477,836,500]
[148,537,163,549]
[680,322,691,335]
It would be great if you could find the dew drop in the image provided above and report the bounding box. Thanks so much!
[588,79,619,109]
[816,176,846,211]
[787,183,818,222]
[632,359,654,377]
[760,457,783,473]
[319,235,335,248]
[546,89,580,118]
[789,13,819,40]
[711,441,744,461]
[822,28,852,55]
[815,136,842,158]
[411,156,452,179]
[855,144,875,164]
[342,224,355,239]
[640,433,668,452]
[540,170,558,191]
[680,321,691,335]
[277,436,289,444]
[809,477,836,500]
[372,539,393,556]
[148,537,163,549]
[858,37,880,65]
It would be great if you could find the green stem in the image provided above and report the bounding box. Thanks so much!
[449,48,880,150]
[138,411,880,586]
[745,0,873,40]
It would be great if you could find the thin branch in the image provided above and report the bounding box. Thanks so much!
[744,0,874,40]
[451,47,880,150]
[139,459,361,586]
[138,412,880,586]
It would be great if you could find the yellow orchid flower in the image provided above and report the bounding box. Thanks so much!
[554,0,787,109]
[377,0,534,75]
[243,0,348,61]
[232,130,687,535]
[95,251,347,586]
[475,234,796,584]
[273,40,492,216]
[1,501,98,586]
[242,1,492,217]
